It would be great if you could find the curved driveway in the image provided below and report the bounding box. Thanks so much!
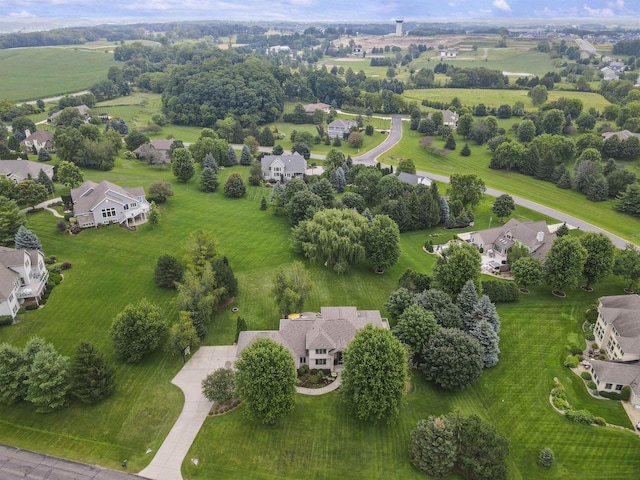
[344,117,635,249]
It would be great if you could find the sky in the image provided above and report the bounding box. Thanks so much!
[0,0,638,24]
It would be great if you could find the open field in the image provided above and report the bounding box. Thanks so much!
[402,88,611,112]
[385,125,640,244]
[0,47,120,101]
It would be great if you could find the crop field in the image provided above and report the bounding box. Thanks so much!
[402,88,611,113]
[0,47,120,101]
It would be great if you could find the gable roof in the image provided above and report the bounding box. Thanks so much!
[48,104,91,123]
[470,218,552,261]
[303,103,330,114]
[0,159,54,183]
[590,359,640,396]
[0,247,34,301]
[19,130,53,146]
[70,180,145,215]
[261,152,306,174]
[328,119,356,130]
[442,109,459,125]
[599,295,640,353]
[396,172,432,186]
[602,130,640,141]
[149,139,175,151]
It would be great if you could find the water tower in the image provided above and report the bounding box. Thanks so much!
[395,18,404,37]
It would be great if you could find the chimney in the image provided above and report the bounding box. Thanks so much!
[24,129,31,138]
[536,231,544,242]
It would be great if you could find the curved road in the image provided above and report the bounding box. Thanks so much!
[346,115,635,249]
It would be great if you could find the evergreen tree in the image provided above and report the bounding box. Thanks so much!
[409,415,459,478]
[25,346,70,413]
[227,146,238,166]
[472,295,501,333]
[310,178,336,208]
[70,342,115,404]
[258,126,275,147]
[585,176,608,202]
[249,160,263,186]
[147,201,160,228]
[213,258,238,302]
[0,343,27,405]
[458,280,479,330]
[154,254,184,288]
[445,135,456,150]
[37,148,52,162]
[469,319,500,368]
[556,171,572,189]
[36,169,54,194]
[200,167,219,192]
[328,166,346,193]
[240,145,252,166]
[460,143,471,156]
[260,196,268,211]
[224,173,246,198]
[171,148,195,183]
[413,289,463,329]
[14,225,42,251]
[203,153,218,173]
[555,222,569,237]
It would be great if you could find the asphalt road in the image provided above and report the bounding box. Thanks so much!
[0,444,148,480]
[352,114,404,165]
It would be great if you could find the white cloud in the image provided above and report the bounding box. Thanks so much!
[492,0,511,12]
[9,10,36,17]
[608,0,624,8]
[583,5,614,16]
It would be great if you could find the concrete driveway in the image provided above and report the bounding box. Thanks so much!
[139,345,237,480]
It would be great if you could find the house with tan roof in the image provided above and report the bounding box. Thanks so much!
[589,294,640,405]
[19,130,54,153]
[462,218,552,263]
[48,104,91,124]
[0,247,48,319]
[71,180,149,229]
[0,159,54,184]
[303,103,330,114]
[328,119,356,139]
[133,138,175,164]
[237,307,390,371]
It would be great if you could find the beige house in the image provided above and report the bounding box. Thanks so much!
[71,180,149,229]
[462,219,552,263]
[303,103,330,114]
[0,247,48,319]
[594,295,640,362]
[237,307,390,372]
[590,360,640,406]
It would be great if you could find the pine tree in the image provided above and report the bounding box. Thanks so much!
[227,146,238,166]
[260,196,268,210]
[203,153,218,173]
[329,166,346,193]
[36,169,54,194]
[458,280,479,330]
[468,319,500,368]
[586,176,608,202]
[213,258,238,301]
[445,135,456,150]
[200,167,219,193]
[555,222,569,237]
[472,295,501,333]
[240,145,252,166]
[70,342,115,404]
[37,149,51,162]
[556,171,572,189]
[460,143,471,156]
[25,346,70,413]
[258,126,275,147]
[310,178,336,208]
[14,225,42,251]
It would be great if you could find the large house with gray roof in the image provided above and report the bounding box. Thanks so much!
[237,307,390,372]
[0,247,48,319]
[589,295,640,405]
[328,119,356,139]
[19,130,54,153]
[396,172,432,187]
[0,159,54,184]
[260,152,306,182]
[71,180,149,229]
[463,218,552,263]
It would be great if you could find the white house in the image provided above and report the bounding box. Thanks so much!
[396,172,432,187]
[328,119,356,139]
[593,294,640,362]
[260,152,307,181]
[439,50,458,57]
[601,67,619,81]
[442,109,460,128]
[237,307,390,372]
[590,360,640,406]
[0,159,54,184]
[19,130,54,153]
[0,247,48,319]
[71,180,149,229]
[609,61,626,73]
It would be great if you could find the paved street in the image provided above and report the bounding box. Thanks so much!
[0,444,146,480]
[352,114,404,165]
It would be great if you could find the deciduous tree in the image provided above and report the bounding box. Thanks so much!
[543,236,588,294]
[202,367,235,404]
[172,148,195,183]
[17,179,47,209]
[579,232,615,288]
[271,261,313,317]
[25,345,70,413]
[166,311,200,356]
[235,337,297,425]
[341,325,409,421]
[491,194,516,222]
[110,299,167,363]
[392,305,438,362]
[365,214,401,272]
[432,242,482,296]
[511,257,543,290]
[614,244,640,291]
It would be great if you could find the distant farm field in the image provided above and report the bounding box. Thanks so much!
[402,88,611,112]
[0,47,120,101]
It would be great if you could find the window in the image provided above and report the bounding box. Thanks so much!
[130,202,137,208]
[315,359,326,366]
[124,204,129,211]
[101,207,116,218]
[8,293,14,302]
[299,356,307,364]
[315,349,327,355]
[605,383,613,390]
[615,384,623,391]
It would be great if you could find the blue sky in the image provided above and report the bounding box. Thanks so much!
[0,0,637,22]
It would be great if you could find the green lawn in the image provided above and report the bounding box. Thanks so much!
[402,88,611,113]
[0,47,120,101]
[385,124,640,245]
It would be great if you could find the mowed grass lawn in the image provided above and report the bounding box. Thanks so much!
[184,280,640,480]
[0,47,120,101]
[385,124,640,244]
